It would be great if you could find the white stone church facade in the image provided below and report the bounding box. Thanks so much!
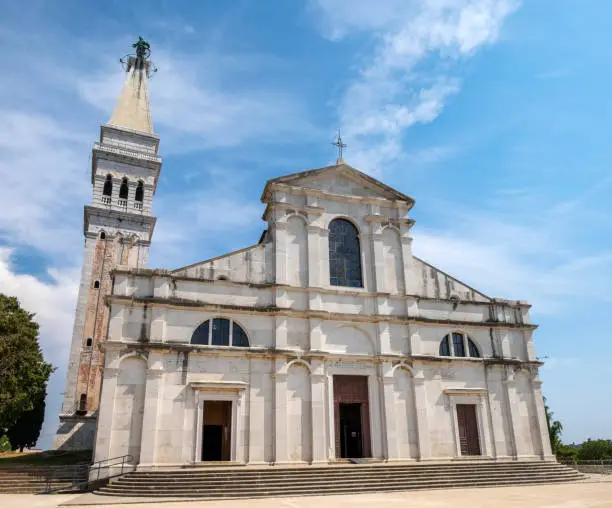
[56,42,554,467]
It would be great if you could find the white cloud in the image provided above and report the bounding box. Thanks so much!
[0,247,80,447]
[310,0,520,172]
[0,248,79,358]
[0,111,90,261]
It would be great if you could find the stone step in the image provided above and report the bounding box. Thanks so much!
[95,462,585,499]
[112,470,581,488]
[127,467,575,481]
[128,463,571,477]
[104,473,584,491]
[98,475,583,498]
[108,477,582,494]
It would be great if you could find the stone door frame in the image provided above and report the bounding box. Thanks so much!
[190,381,247,463]
[444,388,490,458]
[325,363,380,460]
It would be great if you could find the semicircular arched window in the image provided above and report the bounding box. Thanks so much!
[191,318,249,347]
[439,332,480,358]
[328,218,363,288]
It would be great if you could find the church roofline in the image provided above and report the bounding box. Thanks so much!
[413,255,492,302]
[170,242,263,273]
[260,163,415,207]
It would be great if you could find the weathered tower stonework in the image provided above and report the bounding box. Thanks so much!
[55,40,162,450]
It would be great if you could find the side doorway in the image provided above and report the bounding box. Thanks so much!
[456,404,481,456]
[202,401,232,461]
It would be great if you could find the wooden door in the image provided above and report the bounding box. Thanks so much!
[333,376,371,458]
[456,404,481,456]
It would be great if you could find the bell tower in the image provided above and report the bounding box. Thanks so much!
[55,38,162,450]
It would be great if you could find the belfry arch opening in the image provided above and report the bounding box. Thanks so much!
[102,174,113,196]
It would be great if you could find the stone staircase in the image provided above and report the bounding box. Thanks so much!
[97,461,585,499]
[0,465,89,493]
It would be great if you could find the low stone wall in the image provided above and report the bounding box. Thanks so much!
[561,461,612,475]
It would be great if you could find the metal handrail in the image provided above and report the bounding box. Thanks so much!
[39,454,134,494]
[89,453,134,483]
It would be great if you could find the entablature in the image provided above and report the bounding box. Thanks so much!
[105,294,538,331]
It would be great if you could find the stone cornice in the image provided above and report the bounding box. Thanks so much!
[265,182,412,208]
[189,381,248,392]
[84,205,157,237]
[98,340,541,369]
[364,215,415,229]
[84,231,151,245]
[108,268,531,311]
[100,123,159,145]
[105,294,538,330]
[262,202,324,221]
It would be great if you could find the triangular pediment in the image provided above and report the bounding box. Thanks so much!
[262,163,414,204]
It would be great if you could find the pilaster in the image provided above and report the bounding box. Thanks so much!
[137,365,164,466]
[399,222,415,294]
[382,364,398,460]
[532,375,554,459]
[307,225,321,288]
[274,221,288,285]
[92,367,119,463]
[412,371,430,459]
[503,370,519,457]
[273,369,288,463]
[310,367,327,462]
[369,222,385,293]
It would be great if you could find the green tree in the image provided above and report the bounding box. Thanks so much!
[0,434,11,452]
[7,391,46,452]
[0,295,54,433]
[577,439,612,460]
[556,444,579,461]
[543,396,563,454]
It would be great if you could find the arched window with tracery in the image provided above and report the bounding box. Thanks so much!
[135,180,144,202]
[191,318,249,347]
[119,177,129,200]
[328,218,363,287]
[439,332,480,358]
[103,174,113,196]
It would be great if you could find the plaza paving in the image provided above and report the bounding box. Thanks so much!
[1,478,611,508]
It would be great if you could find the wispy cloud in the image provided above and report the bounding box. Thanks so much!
[414,201,612,315]
[310,0,520,172]
[78,49,316,153]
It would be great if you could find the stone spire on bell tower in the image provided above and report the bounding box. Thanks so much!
[108,37,155,134]
[55,38,163,451]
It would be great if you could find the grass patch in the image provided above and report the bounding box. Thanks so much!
[0,450,92,466]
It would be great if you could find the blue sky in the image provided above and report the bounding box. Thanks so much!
[0,0,610,450]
